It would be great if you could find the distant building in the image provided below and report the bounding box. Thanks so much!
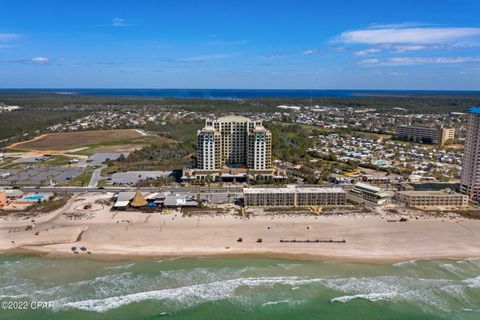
[395,125,455,146]
[185,116,280,182]
[440,128,455,146]
[276,105,301,111]
[243,185,346,207]
[460,107,480,199]
[396,190,468,208]
[0,105,20,112]
[349,183,390,205]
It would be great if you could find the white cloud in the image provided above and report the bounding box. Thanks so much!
[368,22,432,29]
[112,17,127,27]
[338,26,480,44]
[0,33,18,42]
[354,48,381,56]
[391,45,427,53]
[358,56,480,66]
[358,58,380,65]
[302,49,318,55]
[31,57,49,64]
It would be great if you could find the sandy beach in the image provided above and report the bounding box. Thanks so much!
[1,192,480,263]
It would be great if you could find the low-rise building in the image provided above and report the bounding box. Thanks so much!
[113,191,198,209]
[396,189,468,208]
[164,195,198,208]
[349,183,390,205]
[243,185,346,207]
[4,189,24,199]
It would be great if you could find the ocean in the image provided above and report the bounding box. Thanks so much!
[1,255,479,319]
[1,88,480,99]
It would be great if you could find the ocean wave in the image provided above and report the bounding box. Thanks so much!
[156,257,184,263]
[323,276,460,310]
[104,263,135,270]
[261,299,298,307]
[392,260,417,267]
[464,276,480,288]
[439,263,465,276]
[5,259,480,314]
[331,292,396,303]
[58,276,322,312]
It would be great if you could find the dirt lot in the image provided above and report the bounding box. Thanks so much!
[7,129,173,154]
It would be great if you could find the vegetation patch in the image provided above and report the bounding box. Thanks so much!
[68,171,93,187]
[7,129,145,151]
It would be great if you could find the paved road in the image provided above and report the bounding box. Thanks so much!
[87,166,104,188]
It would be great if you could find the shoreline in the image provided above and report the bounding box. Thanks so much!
[2,193,480,265]
[3,246,480,265]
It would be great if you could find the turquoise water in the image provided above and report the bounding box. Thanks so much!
[0,255,479,320]
[22,196,44,201]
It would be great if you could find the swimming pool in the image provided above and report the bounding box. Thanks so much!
[22,195,45,201]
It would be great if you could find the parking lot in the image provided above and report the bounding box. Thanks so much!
[107,171,172,185]
[0,166,88,186]
[89,153,129,165]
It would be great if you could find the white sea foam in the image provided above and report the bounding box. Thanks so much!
[104,263,135,270]
[48,273,478,312]
[7,260,479,315]
[464,276,480,288]
[323,276,460,311]
[331,292,396,303]
[439,263,464,276]
[261,300,295,307]
[156,257,184,263]
[58,276,322,312]
[392,260,417,267]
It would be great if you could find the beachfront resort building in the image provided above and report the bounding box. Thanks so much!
[183,116,282,182]
[460,107,480,200]
[395,125,455,146]
[243,185,346,207]
[396,190,468,208]
[348,182,390,205]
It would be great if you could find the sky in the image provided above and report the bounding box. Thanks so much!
[0,0,480,90]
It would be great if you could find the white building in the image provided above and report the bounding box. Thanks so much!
[197,126,221,170]
[243,185,346,207]
[197,116,272,170]
[349,182,390,205]
[190,116,274,182]
[460,107,480,200]
[396,190,468,208]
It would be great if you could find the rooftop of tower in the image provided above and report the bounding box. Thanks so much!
[216,115,251,122]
